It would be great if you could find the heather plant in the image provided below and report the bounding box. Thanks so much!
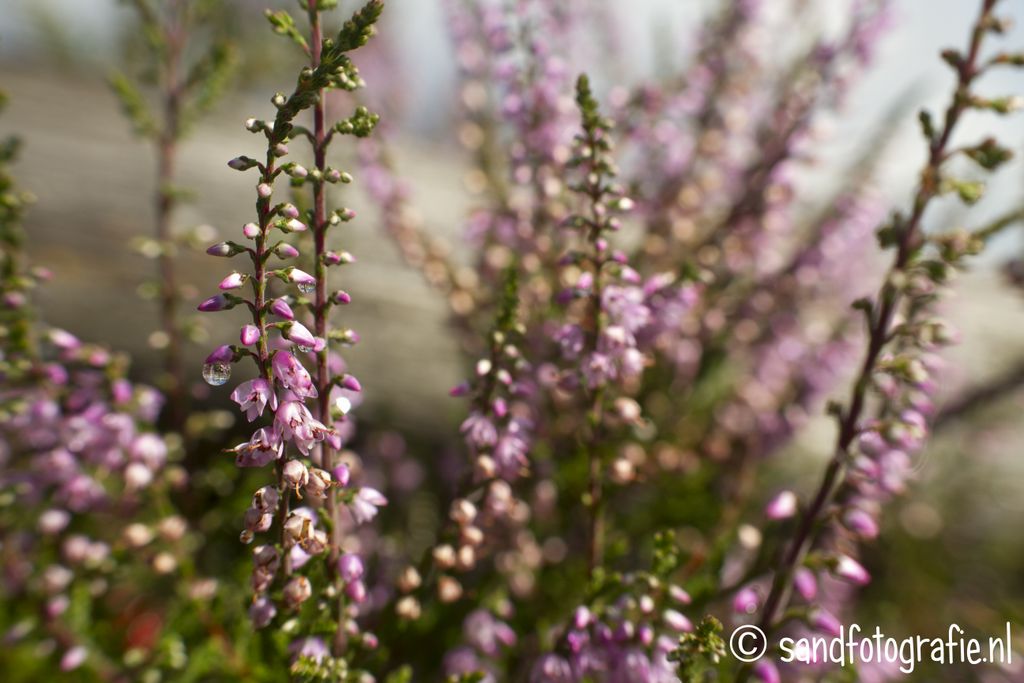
[0,92,222,681]
[198,0,386,677]
[111,0,237,431]
[3,0,1024,681]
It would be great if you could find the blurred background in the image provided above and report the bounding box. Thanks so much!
[3,0,1024,678]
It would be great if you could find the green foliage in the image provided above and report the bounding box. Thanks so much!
[334,106,380,138]
[669,615,727,682]
[963,137,1013,171]
[109,71,158,138]
[267,10,310,52]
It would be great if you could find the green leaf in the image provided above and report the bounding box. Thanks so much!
[109,71,158,138]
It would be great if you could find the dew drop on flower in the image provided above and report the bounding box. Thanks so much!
[297,345,312,354]
[297,282,315,294]
[202,362,232,386]
[239,529,254,544]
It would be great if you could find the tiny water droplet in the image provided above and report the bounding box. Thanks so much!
[296,345,312,353]
[239,529,254,544]
[203,362,231,386]
[297,282,315,294]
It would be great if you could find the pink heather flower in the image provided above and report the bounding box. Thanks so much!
[733,586,760,615]
[272,351,317,398]
[531,654,574,683]
[285,322,316,349]
[198,294,230,312]
[240,324,260,346]
[129,433,167,470]
[349,487,387,524]
[233,427,283,468]
[835,555,871,585]
[230,379,278,422]
[765,490,798,520]
[460,411,497,448]
[289,636,328,664]
[250,596,277,628]
[275,401,330,455]
[269,298,295,321]
[464,610,517,655]
[219,272,245,290]
[334,290,352,304]
[337,553,364,582]
[242,222,260,238]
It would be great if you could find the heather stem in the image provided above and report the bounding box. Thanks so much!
[738,2,999,678]
[156,0,187,432]
[582,124,607,579]
[306,1,346,654]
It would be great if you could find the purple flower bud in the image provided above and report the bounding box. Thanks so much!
[240,324,260,346]
[324,251,355,266]
[337,553,364,582]
[49,328,80,350]
[283,218,307,232]
[449,382,470,397]
[334,290,352,304]
[269,298,295,320]
[207,241,241,257]
[765,490,797,520]
[288,268,316,288]
[669,585,692,605]
[198,294,230,312]
[345,579,367,603]
[752,660,780,683]
[280,203,300,219]
[275,243,300,259]
[257,183,273,199]
[813,609,842,637]
[794,568,818,600]
[663,609,693,632]
[284,322,317,349]
[206,345,234,364]
[60,646,87,672]
[340,375,362,392]
[844,508,879,539]
[243,222,260,238]
[732,586,759,615]
[228,156,258,171]
[332,464,351,487]
[572,606,592,629]
[834,555,871,585]
[219,272,245,290]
